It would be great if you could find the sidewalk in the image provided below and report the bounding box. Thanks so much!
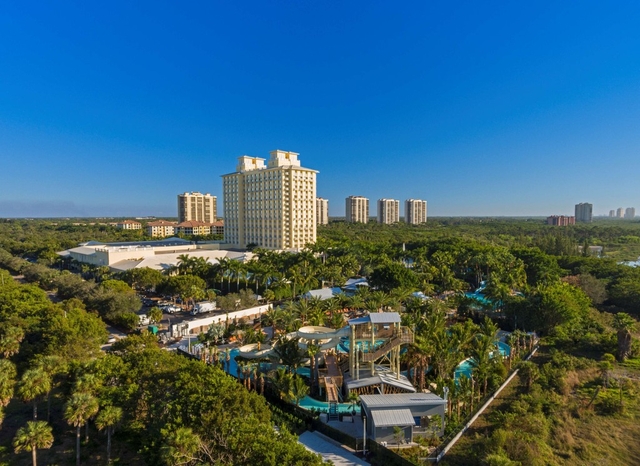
[299,431,369,466]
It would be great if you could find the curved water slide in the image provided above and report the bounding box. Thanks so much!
[235,326,349,358]
[296,326,349,350]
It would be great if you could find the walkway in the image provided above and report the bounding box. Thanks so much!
[299,431,369,466]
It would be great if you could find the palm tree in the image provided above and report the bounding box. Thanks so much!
[13,420,54,466]
[0,325,25,358]
[0,359,17,413]
[612,313,636,361]
[18,368,51,421]
[290,375,309,406]
[35,355,65,423]
[95,405,123,464]
[65,392,99,466]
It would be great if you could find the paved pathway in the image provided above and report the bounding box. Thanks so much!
[298,431,369,466]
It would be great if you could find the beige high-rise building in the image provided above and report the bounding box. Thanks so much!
[625,207,636,219]
[617,207,624,218]
[377,199,400,224]
[177,192,217,223]
[405,199,428,224]
[345,196,369,223]
[316,197,329,225]
[222,150,317,250]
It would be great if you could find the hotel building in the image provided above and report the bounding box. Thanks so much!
[345,196,369,223]
[316,197,329,225]
[377,199,400,224]
[405,199,428,224]
[222,150,317,250]
[178,192,217,224]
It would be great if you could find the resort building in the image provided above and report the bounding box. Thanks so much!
[146,220,177,238]
[574,203,593,223]
[58,238,250,273]
[178,192,217,224]
[546,215,575,226]
[625,207,636,219]
[377,199,400,224]
[405,199,427,224]
[222,150,318,250]
[360,393,446,443]
[116,220,142,230]
[316,197,329,225]
[345,196,369,223]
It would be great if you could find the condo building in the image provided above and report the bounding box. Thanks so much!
[116,220,142,230]
[316,197,329,225]
[345,196,369,223]
[377,199,400,224]
[178,192,217,224]
[575,202,593,223]
[546,215,575,226]
[146,220,177,238]
[405,199,428,224]
[625,207,636,219]
[222,150,317,250]
[617,207,624,218]
[609,210,615,218]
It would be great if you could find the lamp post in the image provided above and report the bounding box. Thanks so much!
[362,415,367,456]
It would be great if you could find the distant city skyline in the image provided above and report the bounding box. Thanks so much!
[1,2,640,218]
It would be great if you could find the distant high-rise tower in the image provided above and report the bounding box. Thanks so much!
[609,210,615,218]
[377,199,400,224]
[617,207,624,218]
[625,207,636,219]
[316,197,329,225]
[405,199,428,224]
[178,192,217,224]
[222,150,317,250]
[345,196,369,223]
[575,203,593,223]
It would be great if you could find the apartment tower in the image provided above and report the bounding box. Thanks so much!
[345,196,369,223]
[316,197,329,225]
[617,207,624,218]
[222,150,317,250]
[178,192,217,223]
[574,203,593,223]
[405,199,428,224]
[377,199,400,224]
[625,207,636,219]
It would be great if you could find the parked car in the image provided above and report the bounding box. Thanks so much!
[164,305,181,314]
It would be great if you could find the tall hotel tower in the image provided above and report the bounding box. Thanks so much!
[222,150,317,250]
[316,197,329,225]
[345,196,369,223]
[405,199,428,224]
[377,199,400,224]
[177,192,217,223]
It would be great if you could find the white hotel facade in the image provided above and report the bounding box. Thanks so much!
[222,150,317,250]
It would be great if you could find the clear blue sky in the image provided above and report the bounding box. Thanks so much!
[1,1,640,217]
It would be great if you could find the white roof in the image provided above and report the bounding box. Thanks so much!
[360,393,446,408]
[348,312,401,325]
[109,250,251,272]
[370,409,415,427]
[303,287,342,300]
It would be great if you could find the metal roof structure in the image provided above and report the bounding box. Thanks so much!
[370,409,415,427]
[348,312,401,325]
[359,392,446,408]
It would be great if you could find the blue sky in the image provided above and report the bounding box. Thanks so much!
[1,1,640,217]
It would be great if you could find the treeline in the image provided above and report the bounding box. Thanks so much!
[0,271,323,465]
